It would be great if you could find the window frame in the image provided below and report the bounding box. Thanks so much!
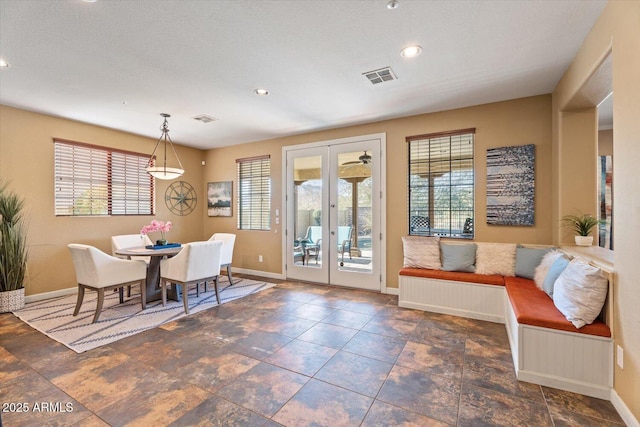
[236,155,271,231]
[406,128,475,239]
[54,138,155,216]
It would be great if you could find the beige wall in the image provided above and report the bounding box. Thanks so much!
[598,129,613,156]
[0,105,205,295]
[552,0,640,420]
[204,94,553,289]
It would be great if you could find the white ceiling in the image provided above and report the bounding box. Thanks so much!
[0,0,607,150]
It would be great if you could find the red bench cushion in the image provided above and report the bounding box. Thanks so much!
[399,268,505,286]
[505,276,611,338]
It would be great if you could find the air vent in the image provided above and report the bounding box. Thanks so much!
[192,114,217,123]
[363,67,397,85]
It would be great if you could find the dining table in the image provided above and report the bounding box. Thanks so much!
[115,245,182,303]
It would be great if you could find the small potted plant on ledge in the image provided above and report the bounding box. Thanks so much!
[562,212,600,247]
[0,181,28,312]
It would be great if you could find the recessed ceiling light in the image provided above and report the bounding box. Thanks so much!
[0,59,10,68]
[254,88,269,96]
[82,0,98,3]
[387,0,399,10]
[401,45,422,58]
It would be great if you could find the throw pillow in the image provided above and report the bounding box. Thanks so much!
[440,243,476,272]
[402,236,441,269]
[533,250,563,290]
[475,243,517,276]
[542,254,570,298]
[515,246,553,280]
[553,258,608,329]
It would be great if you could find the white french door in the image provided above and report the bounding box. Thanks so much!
[283,134,385,291]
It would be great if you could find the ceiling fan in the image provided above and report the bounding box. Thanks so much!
[343,151,372,166]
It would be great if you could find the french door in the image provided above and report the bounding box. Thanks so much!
[284,134,385,291]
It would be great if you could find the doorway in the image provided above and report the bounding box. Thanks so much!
[283,134,386,291]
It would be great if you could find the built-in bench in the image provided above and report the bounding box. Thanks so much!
[398,247,614,400]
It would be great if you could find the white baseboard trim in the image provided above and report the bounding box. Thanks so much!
[25,287,77,303]
[384,287,399,295]
[611,389,640,427]
[231,267,285,281]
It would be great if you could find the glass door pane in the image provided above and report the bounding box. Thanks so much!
[294,155,323,269]
[286,148,328,284]
[336,152,372,274]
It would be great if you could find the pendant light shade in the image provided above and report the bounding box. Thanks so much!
[146,113,185,180]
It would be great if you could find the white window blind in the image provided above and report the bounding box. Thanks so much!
[407,129,475,238]
[54,139,154,216]
[237,155,271,230]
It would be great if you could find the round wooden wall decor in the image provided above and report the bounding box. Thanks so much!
[165,181,197,216]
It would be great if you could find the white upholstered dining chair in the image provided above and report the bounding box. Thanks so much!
[68,243,148,323]
[208,233,236,285]
[159,240,223,314]
[111,234,153,296]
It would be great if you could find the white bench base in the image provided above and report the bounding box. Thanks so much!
[504,297,613,400]
[399,275,505,323]
[399,273,613,400]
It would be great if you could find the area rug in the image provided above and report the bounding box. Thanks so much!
[12,277,275,353]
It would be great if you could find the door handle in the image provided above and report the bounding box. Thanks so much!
[331,231,335,235]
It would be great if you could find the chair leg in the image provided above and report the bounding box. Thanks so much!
[204,280,208,293]
[93,289,105,323]
[182,283,189,314]
[118,287,124,304]
[127,285,132,298]
[227,265,234,285]
[139,280,146,310]
[213,276,220,305]
[196,282,200,297]
[161,279,167,307]
[73,285,85,316]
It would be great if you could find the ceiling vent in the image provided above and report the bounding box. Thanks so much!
[192,114,217,123]
[363,67,397,85]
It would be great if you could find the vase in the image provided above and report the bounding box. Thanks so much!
[156,239,168,246]
[575,236,593,246]
[0,288,25,313]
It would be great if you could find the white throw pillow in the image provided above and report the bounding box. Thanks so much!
[475,243,517,276]
[533,250,563,290]
[553,258,608,329]
[402,236,441,269]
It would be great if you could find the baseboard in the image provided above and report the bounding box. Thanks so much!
[517,369,610,400]
[231,267,285,281]
[384,286,399,295]
[611,389,640,427]
[25,287,77,303]
[398,300,505,324]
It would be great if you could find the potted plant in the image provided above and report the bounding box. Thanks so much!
[561,212,600,247]
[0,181,28,312]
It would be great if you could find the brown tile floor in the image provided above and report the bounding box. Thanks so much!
[0,276,625,426]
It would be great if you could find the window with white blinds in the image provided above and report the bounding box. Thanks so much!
[407,129,475,238]
[236,155,271,230]
[54,139,154,216]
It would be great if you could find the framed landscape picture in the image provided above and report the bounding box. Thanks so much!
[207,181,232,217]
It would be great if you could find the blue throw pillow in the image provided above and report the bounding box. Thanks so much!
[515,247,552,280]
[440,243,476,272]
[543,255,570,298]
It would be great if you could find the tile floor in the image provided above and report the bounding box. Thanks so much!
[0,276,625,426]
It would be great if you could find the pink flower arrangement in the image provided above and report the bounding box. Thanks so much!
[140,220,173,242]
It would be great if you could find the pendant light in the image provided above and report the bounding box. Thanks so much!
[146,113,185,180]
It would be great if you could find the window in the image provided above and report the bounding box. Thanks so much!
[237,155,271,230]
[407,128,475,238]
[54,139,154,216]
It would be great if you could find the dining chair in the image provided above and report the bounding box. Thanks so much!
[159,240,223,314]
[68,243,147,323]
[111,234,153,296]
[208,233,236,286]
